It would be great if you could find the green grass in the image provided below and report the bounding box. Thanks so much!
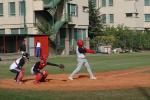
[0,51,150,100]
[1,87,150,100]
[1,51,150,79]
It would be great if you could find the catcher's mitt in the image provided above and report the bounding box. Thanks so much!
[59,64,65,70]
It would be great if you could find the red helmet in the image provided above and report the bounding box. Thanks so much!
[77,39,84,47]
[40,56,47,65]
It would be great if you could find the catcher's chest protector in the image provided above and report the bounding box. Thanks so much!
[39,63,46,69]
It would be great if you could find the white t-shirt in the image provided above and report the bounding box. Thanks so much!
[10,57,22,70]
[36,42,41,48]
[76,46,85,59]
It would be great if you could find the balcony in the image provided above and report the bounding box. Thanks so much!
[44,0,62,8]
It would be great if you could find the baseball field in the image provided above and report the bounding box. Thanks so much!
[0,51,150,100]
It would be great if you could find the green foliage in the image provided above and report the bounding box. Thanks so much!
[92,25,150,50]
[88,0,103,39]
[94,35,116,45]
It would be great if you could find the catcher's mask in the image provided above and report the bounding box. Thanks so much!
[77,39,84,47]
[22,52,29,60]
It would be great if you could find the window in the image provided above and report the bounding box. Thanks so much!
[11,28,25,34]
[145,14,150,22]
[108,0,113,6]
[109,14,114,23]
[0,29,5,34]
[59,29,66,47]
[92,0,96,7]
[78,29,86,40]
[145,0,150,6]
[20,28,25,34]
[9,2,16,16]
[68,4,78,16]
[74,29,86,40]
[102,14,106,23]
[11,28,18,34]
[69,29,73,46]
[102,0,106,7]
[0,3,3,16]
[74,29,78,40]
[126,13,133,17]
[19,1,25,16]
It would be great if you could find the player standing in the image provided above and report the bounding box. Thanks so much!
[68,39,96,80]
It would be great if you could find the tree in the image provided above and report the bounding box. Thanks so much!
[88,0,103,39]
[94,35,116,45]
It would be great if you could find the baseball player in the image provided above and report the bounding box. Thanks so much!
[9,52,29,84]
[31,56,64,84]
[68,39,96,80]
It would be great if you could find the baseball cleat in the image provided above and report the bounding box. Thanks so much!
[16,80,23,84]
[68,77,73,80]
[90,76,97,80]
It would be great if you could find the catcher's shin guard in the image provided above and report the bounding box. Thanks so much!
[16,69,24,82]
[35,73,42,83]
[41,70,48,82]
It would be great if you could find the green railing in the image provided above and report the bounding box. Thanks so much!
[44,0,71,34]
[52,13,69,33]
[44,0,62,8]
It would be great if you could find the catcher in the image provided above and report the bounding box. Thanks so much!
[9,52,29,84]
[68,39,96,80]
[31,56,64,84]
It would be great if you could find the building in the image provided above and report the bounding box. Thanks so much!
[0,0,89,56]
[96,0,150,31]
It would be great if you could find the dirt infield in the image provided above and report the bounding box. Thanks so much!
[1,67,150,91]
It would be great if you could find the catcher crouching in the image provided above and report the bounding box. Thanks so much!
[31,56,64,84]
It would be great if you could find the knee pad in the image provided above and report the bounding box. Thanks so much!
[39,70,48,82]
[35,73,42,82]
[42,70,48,78]
[17,70,24,81]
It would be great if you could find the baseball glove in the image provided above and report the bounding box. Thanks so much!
[58,64,65,70]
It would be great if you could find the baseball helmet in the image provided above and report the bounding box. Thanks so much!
[77,39,84,47]
[40,55,47,65]
[22,52,29,59]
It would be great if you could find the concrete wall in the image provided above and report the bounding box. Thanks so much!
[68,0,89,28]
[97,0,150,30]
[0,0,41,35]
